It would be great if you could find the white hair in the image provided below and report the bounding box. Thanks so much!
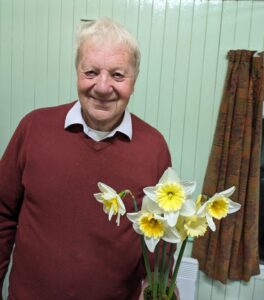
[75,17,141,78]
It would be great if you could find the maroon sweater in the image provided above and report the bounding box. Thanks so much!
[0,102,171,300]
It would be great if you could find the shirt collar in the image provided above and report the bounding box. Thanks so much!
[64,101,132,141]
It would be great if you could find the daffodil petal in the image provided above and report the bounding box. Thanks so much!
[126,212,140,222]
[165,211,179,227]
[94,192,103,203]
[163,227,181,243]
[142,196,163,213]
[144,237,159,253]
[95,182,126,226]
[206,215,216,231]
[133,223,142,235]
[108,206,114,221]
[181,181,196,195]
[180,199,196,216]
[97,182,117,194]
[143,187,157,201]
[220,186,236,198]
[103,192,116,200]
[196,202,207,216]
[228,199,241,213]
[117,197,126,211]
[159,167,180,184]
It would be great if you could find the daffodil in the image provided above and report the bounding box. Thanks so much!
[94,182,126,226]
[127,196,180,252]
[197,186,241,231]
[143,167,196,227]
[176,214,208,241]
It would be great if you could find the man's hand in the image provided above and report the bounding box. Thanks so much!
[138,278,148,300]
[138,278,180,300]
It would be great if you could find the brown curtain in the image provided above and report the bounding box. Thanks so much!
[192,50,264,283]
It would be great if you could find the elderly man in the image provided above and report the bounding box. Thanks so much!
[0,18,171,299]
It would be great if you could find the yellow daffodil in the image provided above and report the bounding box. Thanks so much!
[94,182,126,226]
[176,214,208,241]
[143,167,196,227]
[197,186,241,231]
[127,196,180,252]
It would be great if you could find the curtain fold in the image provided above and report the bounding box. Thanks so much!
[192,50,264,283]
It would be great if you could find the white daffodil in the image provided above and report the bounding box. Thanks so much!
[127,196,181,252]
[143,167,196,227]
[94,182,126,226]
[197,186,241,231]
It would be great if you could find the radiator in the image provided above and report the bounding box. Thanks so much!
[176,257,199,300]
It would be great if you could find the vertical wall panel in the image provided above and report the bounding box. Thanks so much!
[180,1,208,180]
[144,0,166,126]
[86,0,100,19]
[23,0,37,112]
[211,0,236,139]
[250,1,264,50]
[211,280,226,300]
[194,1,223,193]
[157,0,180,144]
[252,277,264,300]
[169,0,194,172]
[238,279,255,300]
[34,0,49,109]
[123,0,140,35]
[98,0,113,17]
[112,0,126,24]
[0,0,12,155]
[197,271,213,300]
[10,0,24,132]
[69,0,86,100]
[225,281,240,300]
[234,0,253,49]
[132,0,152,119]
[58,0,74,104]
[46,0,62,107]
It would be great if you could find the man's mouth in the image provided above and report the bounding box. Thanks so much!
[90,97,117,105]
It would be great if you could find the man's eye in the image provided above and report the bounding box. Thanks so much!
[84,70,97,78]
[112,72,124,81]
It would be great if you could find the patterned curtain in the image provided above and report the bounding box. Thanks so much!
[192,50,264,283]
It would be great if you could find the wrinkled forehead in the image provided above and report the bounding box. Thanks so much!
[78,39,137,68]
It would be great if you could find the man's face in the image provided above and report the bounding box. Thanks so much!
[76,41,136,131]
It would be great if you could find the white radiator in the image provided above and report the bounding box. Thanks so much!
[176,257,199,300]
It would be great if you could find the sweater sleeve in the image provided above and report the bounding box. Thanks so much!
[0,119,26,294]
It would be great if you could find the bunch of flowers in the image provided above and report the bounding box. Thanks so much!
[94,167,241,300]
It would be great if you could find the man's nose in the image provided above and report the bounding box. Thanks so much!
[94,73,113,95]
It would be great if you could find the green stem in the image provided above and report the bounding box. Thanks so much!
[158,241,168,295]
[161,243,175,295]
[122,190,152,289]
[140,236,153,289]
[123,189,138,211]
[153,244,160,299]
[168,238,188,299]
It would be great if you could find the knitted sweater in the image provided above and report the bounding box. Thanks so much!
[0,102,171,300]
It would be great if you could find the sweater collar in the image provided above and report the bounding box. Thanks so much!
[64,101,132,141]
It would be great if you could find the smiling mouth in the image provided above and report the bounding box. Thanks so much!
[91,97,117,105]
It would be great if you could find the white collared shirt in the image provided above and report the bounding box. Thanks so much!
[64,101,132,141]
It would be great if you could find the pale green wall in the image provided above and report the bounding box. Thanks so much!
[1,0,264,299]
